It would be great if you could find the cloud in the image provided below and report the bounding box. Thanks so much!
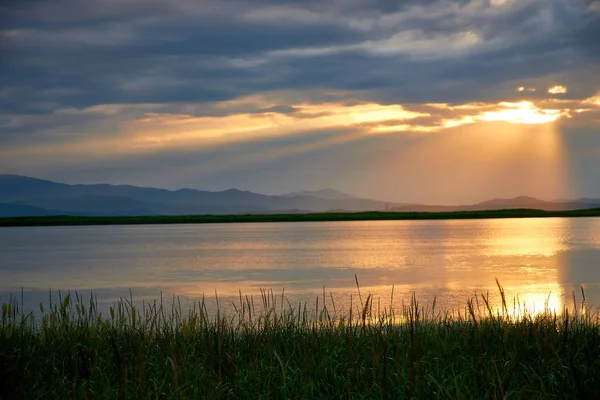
[548,85,568,94]
[3,91,598,170]
[2,0,599,115]
[1,0,599,201]
[517,86,536,92]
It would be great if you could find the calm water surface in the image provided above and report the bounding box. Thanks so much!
[2,217,600,316]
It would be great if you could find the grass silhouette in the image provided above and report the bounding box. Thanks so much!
[2,279,600,399]
[2,208,600,227]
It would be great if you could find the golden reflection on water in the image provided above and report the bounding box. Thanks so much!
[169,218,578,318]
[2,218,600,318]
[448,219,568,314]
[481,219,568,256]
[509,283,564,317]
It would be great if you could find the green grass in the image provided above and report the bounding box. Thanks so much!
[2,207,600,227]
[2,281,600,399]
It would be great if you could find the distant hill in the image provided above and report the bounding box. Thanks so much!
[283,189,359,201]
[575,197,600,205]
[1,175,598,218]
[476,196,548,209]
[0,175,397,217]
[390,196,600,213]
[14,195,160,216]
[0,203,64,218]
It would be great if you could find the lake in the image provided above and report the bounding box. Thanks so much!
[2,217,600,318]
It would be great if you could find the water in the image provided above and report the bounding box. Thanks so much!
[2,217,600,317]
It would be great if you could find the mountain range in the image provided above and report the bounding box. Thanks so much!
[389,196,600,213]
[0,175,397,217]
[0,174,599,217]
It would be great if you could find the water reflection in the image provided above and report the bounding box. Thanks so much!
[1,218,599,318]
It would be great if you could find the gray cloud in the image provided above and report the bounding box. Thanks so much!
[2,0,599,112]
[1,0,600,201]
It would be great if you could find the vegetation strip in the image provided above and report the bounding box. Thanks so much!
[2,283,600,398]
[1,207,600,227]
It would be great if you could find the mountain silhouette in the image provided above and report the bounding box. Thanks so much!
[0,175,396,217]
[1,175,599,217]
[283,189,359,201]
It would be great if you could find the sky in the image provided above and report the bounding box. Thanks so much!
[1,0,599,204]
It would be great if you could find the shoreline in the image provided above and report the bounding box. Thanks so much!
[1,207,600,227]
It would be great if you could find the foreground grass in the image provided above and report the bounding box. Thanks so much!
[2,284,600,399]
[2,207,600,227]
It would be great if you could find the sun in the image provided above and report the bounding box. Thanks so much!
[439,100,569,130]
[477,101,565,125]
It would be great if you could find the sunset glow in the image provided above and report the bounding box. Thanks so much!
[548,85,568,94]
[498,284,564,318]
[2,95,594,172]
[517,86,536,92]
[476,101,565,124]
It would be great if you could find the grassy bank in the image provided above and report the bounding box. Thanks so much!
[2,207,600,227]
[2,284,600,399]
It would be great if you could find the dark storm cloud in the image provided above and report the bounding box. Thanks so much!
[2,0,599,117]
[1,0,367,117]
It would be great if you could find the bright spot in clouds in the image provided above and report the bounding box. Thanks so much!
[477,101,565,124]
[548,85,568,94]
[517,86,536,92]
[442,101,567,128]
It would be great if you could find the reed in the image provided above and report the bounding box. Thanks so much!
[1,282,600,399]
